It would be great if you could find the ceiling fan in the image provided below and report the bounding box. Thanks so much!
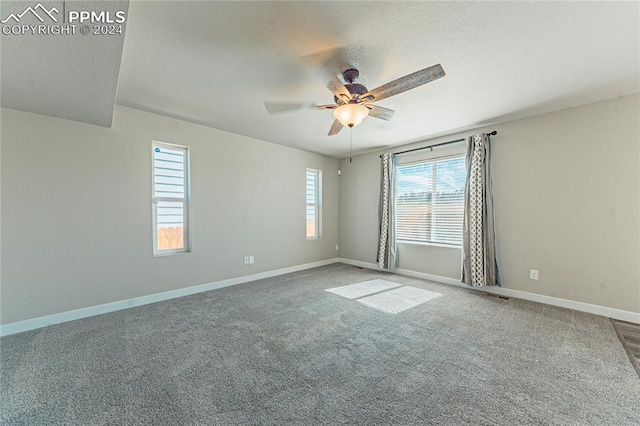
[265,63,446,136]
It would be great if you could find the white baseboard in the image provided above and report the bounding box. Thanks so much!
[4,257,637,337]
[338,258,640,324]
[0,258,340,337]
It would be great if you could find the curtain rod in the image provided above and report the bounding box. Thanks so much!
[380,130,497,158]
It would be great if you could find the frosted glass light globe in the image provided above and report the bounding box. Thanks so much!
[333,103,369,127]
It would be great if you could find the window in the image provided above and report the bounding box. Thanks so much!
[306,169,322,240]
[395,155,466,246]
[152,141,190,255]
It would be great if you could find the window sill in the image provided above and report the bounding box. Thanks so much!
[397,240,461,250]
[153,250,191,257]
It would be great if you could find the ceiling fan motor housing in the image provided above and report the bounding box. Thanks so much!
[333,68,369,103]
[334,82,369,103]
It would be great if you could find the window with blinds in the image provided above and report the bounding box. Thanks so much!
[395,155,466,246]
[152,141,190,255]
[306,169,322,240]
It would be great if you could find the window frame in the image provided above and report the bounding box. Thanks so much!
[152,141,191,256]
[306,168,322,240]
[394,153,466,248]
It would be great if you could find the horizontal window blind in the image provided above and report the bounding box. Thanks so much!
[395,156,466,246]
[154,149,185,199]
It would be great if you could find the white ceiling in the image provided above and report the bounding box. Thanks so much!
[3,1,639,158]
[1,1,129,127]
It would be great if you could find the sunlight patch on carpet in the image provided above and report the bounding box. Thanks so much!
[325,279,401,299]
[325,280,442,314]
[356,286,442,314]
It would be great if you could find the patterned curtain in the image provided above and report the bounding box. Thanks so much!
[462,134,500,286]
[377,153,397,269]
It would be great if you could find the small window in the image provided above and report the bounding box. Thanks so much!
[306,169,322,240]
[152,141,190,255]
[395,155,466,246]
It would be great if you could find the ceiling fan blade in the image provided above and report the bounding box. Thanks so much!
[361,64,445,102]
[264,101,315,114]
[365,104,395,121]
[327,76,352,103]
[328,119,344,136]
[315,104,339,110]
[301,47,351,79]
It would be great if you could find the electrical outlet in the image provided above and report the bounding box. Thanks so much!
[335,244,339,251]
[243,257,249,265]
[529,269,539,280]
[249,256,254,264]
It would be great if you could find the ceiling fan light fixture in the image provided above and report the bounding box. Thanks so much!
[333,103,369,127]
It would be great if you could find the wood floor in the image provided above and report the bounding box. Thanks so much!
[611,318,640,378]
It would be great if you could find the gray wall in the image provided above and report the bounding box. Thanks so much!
[1,106,340,324]
[339,94,640,313]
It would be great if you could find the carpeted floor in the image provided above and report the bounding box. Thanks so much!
[2,263,639,425]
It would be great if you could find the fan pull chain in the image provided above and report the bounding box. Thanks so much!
[349,127,353,163]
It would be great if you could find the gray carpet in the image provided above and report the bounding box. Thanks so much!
[1,263,639,425]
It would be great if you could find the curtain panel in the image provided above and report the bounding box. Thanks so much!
[462,134,500,286]
[377,153,397,269]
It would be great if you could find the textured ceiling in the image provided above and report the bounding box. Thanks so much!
[1,1,129,127]
[3,1,638,158]
[116,1,639,158]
